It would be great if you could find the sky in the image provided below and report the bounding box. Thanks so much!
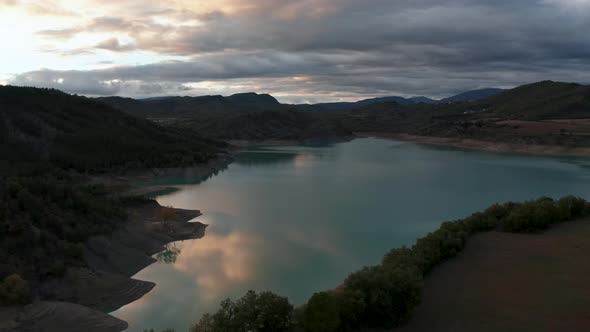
[1,0,590,103]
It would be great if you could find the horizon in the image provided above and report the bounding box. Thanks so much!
[1,83,505,104]
[2,1,590,103]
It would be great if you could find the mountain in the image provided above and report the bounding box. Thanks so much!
[440,88,505,103]
[297,89,503,111]
[0,86,225,174]
[99,89,502,117]
[297,95,436,111]
[98,92,284,118]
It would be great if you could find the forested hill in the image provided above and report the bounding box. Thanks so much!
[477,81,590,120]
[341,81,590,148]
[0,86,226,174]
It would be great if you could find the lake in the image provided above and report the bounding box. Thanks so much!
[112,138,590,331]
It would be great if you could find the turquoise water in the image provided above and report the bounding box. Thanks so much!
[112,138,590,331]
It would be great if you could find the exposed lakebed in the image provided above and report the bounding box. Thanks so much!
[112,138,590,331]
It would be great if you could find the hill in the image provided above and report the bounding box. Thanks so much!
[96,80,590,149]
[439,88,504,103]
[183,109,353,144]
[98,92,284,119]
[99,88,503,118]
[296,89,502,111]
[0,86,227,317]
[99,92,352,144]
[300,95,436,111]
[347,81,590,149]
[479,81,590,120]
[0,86,225,174]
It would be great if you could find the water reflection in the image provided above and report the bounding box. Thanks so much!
[173,230,260,301]
[113,227,262,332]
[144,163,231,187]
[235,149,298,166]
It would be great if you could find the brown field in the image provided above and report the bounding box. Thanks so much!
[497,119,590,136]
[393,219,590,332]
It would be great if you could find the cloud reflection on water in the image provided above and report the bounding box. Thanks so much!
[173,230,261,301]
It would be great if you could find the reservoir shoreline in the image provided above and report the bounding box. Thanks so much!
[0,155,234,332]
[358,132,590,157]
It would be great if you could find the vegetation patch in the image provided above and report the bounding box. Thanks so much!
[0,173,127,303]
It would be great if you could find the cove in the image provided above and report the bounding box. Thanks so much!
[112,138,590,331]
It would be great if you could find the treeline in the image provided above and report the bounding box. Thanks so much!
[0,172,129,303]
[191,196,590,331]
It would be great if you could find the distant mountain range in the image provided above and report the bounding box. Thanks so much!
[296,88,505,111]
[98,88,505,116]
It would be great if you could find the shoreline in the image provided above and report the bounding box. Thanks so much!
[1,201,207,332]
[1,155,233,332]
[91,153,235,197]
[358,132,590,157]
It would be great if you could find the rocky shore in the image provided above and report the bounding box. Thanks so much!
[1,199,206,332]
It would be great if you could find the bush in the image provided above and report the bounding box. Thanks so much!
[333,289,366,331]
[191,290,293,332]
[503,197,587,232]
[557,195,588,220]
[341,265,422,328]
[0,274,32,305]
[303,292,341,332]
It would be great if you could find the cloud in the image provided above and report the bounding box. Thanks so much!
[94,37,136,51]
[6,0,590,101]
[1,0,75,16]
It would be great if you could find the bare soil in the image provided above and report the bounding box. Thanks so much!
[497,119,590,136]
[393,219,590,332]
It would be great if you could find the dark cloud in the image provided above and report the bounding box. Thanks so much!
[13,0,590,101]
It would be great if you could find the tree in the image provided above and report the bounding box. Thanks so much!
[303,292,341,332]
[192,290,293,332]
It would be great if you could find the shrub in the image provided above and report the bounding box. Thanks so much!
[503,197,583,232]
[303,292,341,332]
[0,274,32,305]
[557,195,588,220]
[191,290,292,332]
[342,265,422,328]
[332,289,365,331]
